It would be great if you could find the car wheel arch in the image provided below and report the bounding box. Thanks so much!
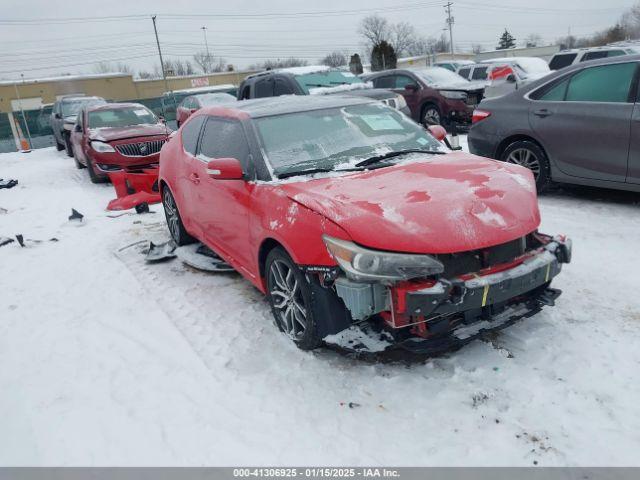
[496,134,549,162]
[258,238,292,287]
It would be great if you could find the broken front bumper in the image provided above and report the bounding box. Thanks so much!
[390,238,571,328]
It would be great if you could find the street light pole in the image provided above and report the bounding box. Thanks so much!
[201,26,212,73]
[152,15,174,115]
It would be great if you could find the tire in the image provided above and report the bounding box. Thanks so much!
[501,140,551,192]
[422,104,441,127]
[86,157,106,184]
[55,137,65,151]
[73,151,86,169]
[64,133,74,157]
[162,186,196,246]
[265,247,324,350]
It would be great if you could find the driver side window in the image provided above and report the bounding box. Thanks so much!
[198,117,251,173]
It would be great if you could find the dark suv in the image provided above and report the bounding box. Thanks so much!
[362,67,485,130]
[51,95,105,156]
[237,66,411,116]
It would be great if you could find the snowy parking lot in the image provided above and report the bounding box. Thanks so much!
[1,143,640,466]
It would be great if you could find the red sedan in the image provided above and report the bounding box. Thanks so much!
[176,92,237,127]
[70,103,171,183]
[159,95,571,352]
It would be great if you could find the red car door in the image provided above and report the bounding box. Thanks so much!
[176,115,207,234]
[70,110,88,165]
[189,116,255,276]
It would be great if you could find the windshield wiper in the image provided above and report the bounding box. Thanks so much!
[354,149,445,168]
[276,166,362,179]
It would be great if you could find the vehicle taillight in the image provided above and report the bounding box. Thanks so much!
[472,109,491,124]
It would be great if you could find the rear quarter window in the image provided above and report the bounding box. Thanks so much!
[181,115,206,155]
[549,53,577,70]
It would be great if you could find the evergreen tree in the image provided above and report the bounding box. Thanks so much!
[497,29,516,50]
[371,41,397,71]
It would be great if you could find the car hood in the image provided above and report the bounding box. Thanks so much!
[279,153,540,254]
[435,80,486,92]
[88,124,169,142]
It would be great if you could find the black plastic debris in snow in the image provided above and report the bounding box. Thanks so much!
[68,209,83,222]
[145,240,177,263]
[135,202,150,214]
[0,237,14,247]
[15,234,25,247]
[0,179,18,189]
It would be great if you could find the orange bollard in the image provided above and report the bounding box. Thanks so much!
[20,138,31,153]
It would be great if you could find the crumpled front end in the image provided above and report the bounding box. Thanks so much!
[325,232,572,354]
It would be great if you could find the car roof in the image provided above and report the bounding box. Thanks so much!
[60,95,102,102]
[163,84,235,95]
[244,65,338,81]
[200,94,374,119]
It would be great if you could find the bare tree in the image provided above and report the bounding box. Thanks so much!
[158,59,196,77]
[193,51,227,73]
[248,58,309,70]
[391,22,417,57]
[320,51,347,68]
[359,15,390,47]
[93,61,133,75]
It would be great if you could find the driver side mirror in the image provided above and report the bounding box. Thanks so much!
[206,158,244,180]
[506,74,516,83]
[404,83,419,92]
[427,125,447,142]
[74,124,82,133]
[159,116,166,124]
[54,113,62,119]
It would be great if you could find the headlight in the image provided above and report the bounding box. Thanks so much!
[439,90,467,100]
[322,235,444,283]
[91,141,115,153]
[395,94,407,110]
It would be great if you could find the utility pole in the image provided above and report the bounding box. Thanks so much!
[201,26,211,73]
[445,2,454,59]
[151,15,172,114]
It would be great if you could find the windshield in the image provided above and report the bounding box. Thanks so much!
[415,67,470,86]
[198,93,237,105]
[254,103,445,176]
[294,70,363,94]
[62,98,103,117]
[88,106,157,128]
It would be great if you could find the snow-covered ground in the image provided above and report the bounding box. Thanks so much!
[1,143,640,466]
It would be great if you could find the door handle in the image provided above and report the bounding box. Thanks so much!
[189,172,200,185]
[533,108,552,118]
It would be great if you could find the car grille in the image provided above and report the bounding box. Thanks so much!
[435,237,527,278]
[115,139,165,157]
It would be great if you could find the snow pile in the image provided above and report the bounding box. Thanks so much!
[309,82,374,96]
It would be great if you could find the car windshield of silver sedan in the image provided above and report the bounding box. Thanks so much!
[88,107,158,128]
[255,103,446,178]
[62,98,102,117]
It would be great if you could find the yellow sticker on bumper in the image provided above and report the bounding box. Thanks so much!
[481,284,490,307]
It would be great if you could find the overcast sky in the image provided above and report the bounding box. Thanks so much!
[0,0,634,80]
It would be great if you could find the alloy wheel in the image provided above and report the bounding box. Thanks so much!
[424,108,441,125]
[163,189,180,242]
[506,148,541,179]
[268,259,308,340]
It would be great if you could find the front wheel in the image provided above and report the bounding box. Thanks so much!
[422,104,441,127]
[86,158,106,183]
[162,187,195,245]
[265,247,323,351]
[501,140,551,192]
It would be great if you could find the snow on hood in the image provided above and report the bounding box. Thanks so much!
[309,82,374,95]
[88,124,169,142]
[278,153,540,254]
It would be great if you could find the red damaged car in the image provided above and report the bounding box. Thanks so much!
[70,103,170,183]
[159,95,571,353]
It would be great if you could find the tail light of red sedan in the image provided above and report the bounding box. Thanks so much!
[472,109,491,124]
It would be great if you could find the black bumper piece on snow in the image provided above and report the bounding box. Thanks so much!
[397,287,562,355]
